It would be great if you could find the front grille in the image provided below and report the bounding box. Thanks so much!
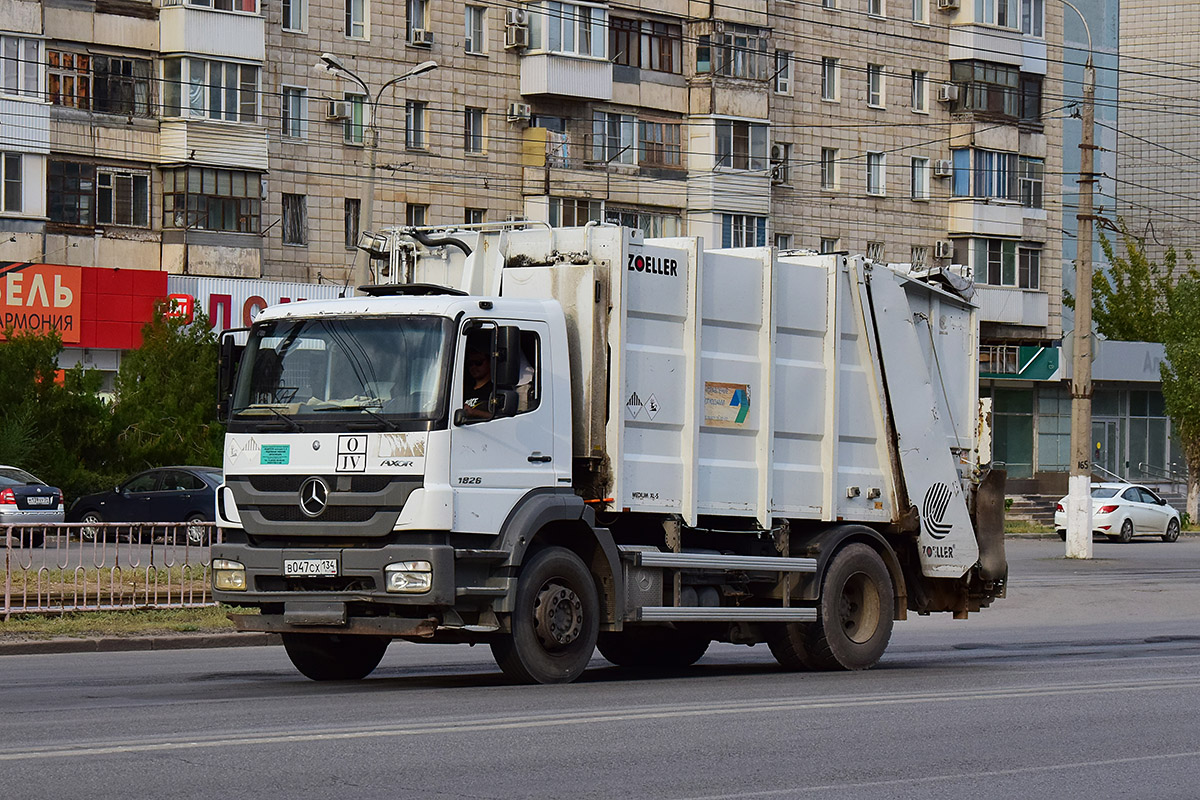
[248,475,394,493]
[257,576,377,592]
[259,506,382,523]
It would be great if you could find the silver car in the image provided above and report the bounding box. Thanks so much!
[1054,482,1181,543]
[0,465,65,548]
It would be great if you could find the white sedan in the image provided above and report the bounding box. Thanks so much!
[1054,482,1181,543]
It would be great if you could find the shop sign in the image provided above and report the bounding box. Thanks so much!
[0,263,82,343]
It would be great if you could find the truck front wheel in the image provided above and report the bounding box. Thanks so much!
[281,633,390,681]
[490,546,599,684]
[768,543,894,671]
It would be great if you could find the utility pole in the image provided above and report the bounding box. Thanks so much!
[1064,0,1095,559]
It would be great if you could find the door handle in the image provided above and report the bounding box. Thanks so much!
[528,453,552,463]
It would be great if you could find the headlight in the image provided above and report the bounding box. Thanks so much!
[384,560,432,593]
[213,559,247,591]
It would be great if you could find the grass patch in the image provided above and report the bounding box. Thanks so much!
[1005,519,1056,534]
[0,607,251,640]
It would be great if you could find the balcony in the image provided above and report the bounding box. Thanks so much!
[974,285,1049,328]
[520,54,612,100]
[160,119,268,170]
[0,96,49,154]
[160,4,265,61]
[948,198,1025,238]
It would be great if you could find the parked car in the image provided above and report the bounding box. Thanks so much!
[0,465,65,548]
[1053,482,1181,543]
[67,466,222,545]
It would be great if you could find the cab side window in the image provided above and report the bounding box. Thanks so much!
[515,330,541,414]
[460,327,541,421]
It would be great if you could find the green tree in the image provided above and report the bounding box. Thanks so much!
[1161,278,1200,519]
[113,306,224,471]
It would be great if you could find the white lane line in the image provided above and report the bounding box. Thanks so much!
[4,677,1200,762]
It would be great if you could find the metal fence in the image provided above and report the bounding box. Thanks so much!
[3,522,219,620]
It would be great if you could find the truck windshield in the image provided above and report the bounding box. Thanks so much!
[231,315,454,423]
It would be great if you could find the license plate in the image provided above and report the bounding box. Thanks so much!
[283,558,339,577]
[26,496,53,506]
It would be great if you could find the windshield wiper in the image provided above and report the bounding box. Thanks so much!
[310,401,400,431]
[247,405,304,432]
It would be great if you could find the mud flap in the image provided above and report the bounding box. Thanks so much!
[973,468,1007,582]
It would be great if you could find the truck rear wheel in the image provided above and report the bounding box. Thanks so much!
[281,633,390,681]
[490,546,599,685]
[597,627,710,671]
[768,543,894,671]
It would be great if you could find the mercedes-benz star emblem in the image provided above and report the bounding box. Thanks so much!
[299,477,330,518]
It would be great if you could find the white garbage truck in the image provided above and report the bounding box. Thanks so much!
[212,223,1007,684]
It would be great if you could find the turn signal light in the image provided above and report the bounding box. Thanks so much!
[1055,503,1064,512]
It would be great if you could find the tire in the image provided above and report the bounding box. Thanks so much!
[29,530,44,548]
[184,515,208,546]
[1057,529,1067,541]
[1116,518,1134,544]
[79,511,102,543]
[597,627,710,671]
[281,633,390,681]
[768,543,894,671]
[1163,518,1180,543]
[490,546,600,685]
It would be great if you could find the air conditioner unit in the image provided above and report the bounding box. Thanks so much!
[504,23,529,49]
[505,7,529,26]
[937,84,960,103]
[937,0,959,9]
[770,144,785,163]
[507,101,532,122]
[771,165,788,186]
[933,159,953,177]
[410,27,434,46]
[934,239,955,259]
[326,100,350,121]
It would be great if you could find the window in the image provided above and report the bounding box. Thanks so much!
[528,2,608,58]
[549,197,602,226]
[638,119,682,167]
[951,60,1040,121]
[282,194,307,245]
[592,111,635,164]
[406,101,427,149]
[406,203,427,226]
[2,153,22,213]
[464,107,485,154]
[911,156,930,200]
[866,241,885,261]
[1019,246,1040,289]
[866,152,886,196]
[823,0,837,6]
[697,25,770,79]
[283,0,306,31]
[1020,74,1042,122]
[48,161,95,226]
[1019,156,1044,208]
[461,327,542,419]
[911,69,927,112]
[715,120,768,171]
[821,57,839,101]
[975,238,1017,286]
[344,198,360,249]
[869,0,885,16]
[820,237,839,254]
[465,207,485,225]
[606,206,682,238]
[643,21,683,73]
[821,147,838,189]
[913,0,927,23]
[951,148,1018,200]
[465,5,486,54]
[47,50,90,109]
[344,93,365,144]
[2,37,42,98]
[911,245,929,268]
[1021,0,1043,36]
[162,167,262,233]
[163,58,259,122]
[94,57,152,116]
[867,64,884,107]
[346,0,366,38]
[774,51,792,94]
[282,87,306,138]
[610,18,639,67]
[188,0,257,11]
[722,214,766,247]
[976,0,1018,29]
[97,170,150,227]
[775,233,793,250]
[408,0,429,36]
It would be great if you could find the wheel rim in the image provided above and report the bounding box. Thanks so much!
[186,520,205,544]
[533,580,584,649]
[838,570,881,644]
[1122,520,1133,540]
[1167,520,1179,540]
[81,514,100,541]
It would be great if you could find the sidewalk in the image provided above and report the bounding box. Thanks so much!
[0,631,280,656]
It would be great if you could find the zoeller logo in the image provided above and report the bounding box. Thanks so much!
[921,482,954,540]
[299,477,330,518]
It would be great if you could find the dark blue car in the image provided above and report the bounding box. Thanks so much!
[67,466,222,544]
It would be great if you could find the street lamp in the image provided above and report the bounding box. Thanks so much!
[317,55,438,291]
[1059,0,1097,559]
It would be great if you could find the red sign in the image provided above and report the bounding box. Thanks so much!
[0,263,82,343]
[167,293,195,324]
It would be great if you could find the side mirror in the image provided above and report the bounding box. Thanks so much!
[493,326,522,389]
[492,389,519,418]
[218,328,249,420]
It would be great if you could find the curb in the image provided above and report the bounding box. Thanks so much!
[0,631,281,656]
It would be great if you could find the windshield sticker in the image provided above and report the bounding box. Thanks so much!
[260,444,290,465]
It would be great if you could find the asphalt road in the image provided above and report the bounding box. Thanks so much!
[3,537,1199,800]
